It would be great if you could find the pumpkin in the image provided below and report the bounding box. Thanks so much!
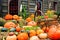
[6,32,17,40]
[29,30,36,37]
[26,17,32,22]
[13,15,19,20]
[4,22,17,29]
[30,36,40,40]
[36,29,44,35]
[17,32,28,40]
[48,25,60,39]
[16,27,21,32]
[5,14,13,20]
[27,21,37,26]
[17,16,22,21]
[38,33,48,39]
[30,14,34,18]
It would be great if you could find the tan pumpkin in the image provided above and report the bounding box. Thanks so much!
[4,22,17,29]
[30,36,40,40]
[27,21,37,26]
[13,15,19,20]
[5,14,13,20]
[6,32,17,40]
[17,32,28,40]
[38,33,48,39]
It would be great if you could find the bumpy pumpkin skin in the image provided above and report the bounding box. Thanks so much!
[4,22,17,29]
[5,14,13,20]
[17,33,28,40]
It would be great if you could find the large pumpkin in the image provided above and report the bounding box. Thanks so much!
[6,32,17,40]
[4,22,17,29]
[13,15,19,20]
[5,14,13,20]
[17,32,28,40]
[27,21,37,26]
[26,17,32,22]
[48,25,60,39]
[29,30,36,37]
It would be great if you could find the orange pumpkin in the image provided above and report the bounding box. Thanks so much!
[17,32,28,40]
[27,21,37,26]
[13,15,19,20]
[16,27,21,32]
[48,25,60,39]
[6,32,17,40]
[26,17,32,22]
[5,14,13,20]
[4,22,17,29]
[29,30,36,37]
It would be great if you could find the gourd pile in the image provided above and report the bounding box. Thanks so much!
[0,10,60,40]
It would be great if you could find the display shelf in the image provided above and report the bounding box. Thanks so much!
[2,3,8,6]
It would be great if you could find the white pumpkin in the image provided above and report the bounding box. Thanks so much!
[38,33,47,39]
[6,32,17,40]
[30,36,40,40]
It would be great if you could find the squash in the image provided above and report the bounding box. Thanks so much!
[16,27,21,32]
[38,33,48,39]
[4,22,17,29]
[36,29,44,35]
[1,28,8,32]
[10,28,16,32]
[30,36,40,40]
[29,30,36,37]
[27,21,37,26]
[6,32,17,40]
[0,18,6,26]
[17,32,28,40]
[4,14,13,20]
[13,15,19,20]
